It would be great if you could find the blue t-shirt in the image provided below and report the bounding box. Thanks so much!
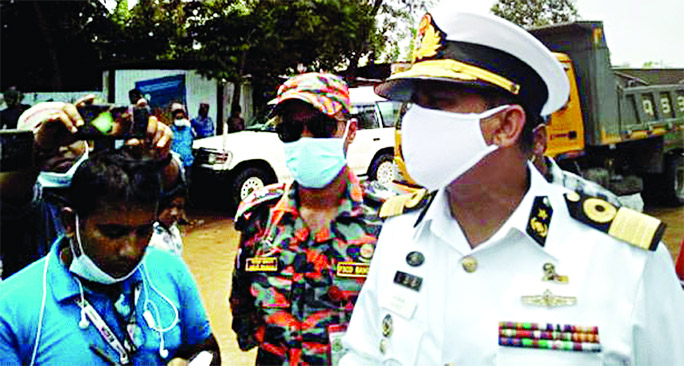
[0,239,212,365]
[170,125,195,167]
[191,116,215,139]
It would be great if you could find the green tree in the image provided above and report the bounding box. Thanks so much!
[373,0,434,64]
[81,0,196,61]
[185,0,386,109]
[491,0,579,27]
[642,60,668,68]
[78,0,423,110]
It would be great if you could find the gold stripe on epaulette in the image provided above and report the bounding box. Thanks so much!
[379,189,428,219]
[405,188,428,208]
[608,208,663,251]
[379,194,412,218]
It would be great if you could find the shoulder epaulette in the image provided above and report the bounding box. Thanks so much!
[234,183,286,230]
[526,196,554,247]
[379,188,431,219]
[564,191,665,251]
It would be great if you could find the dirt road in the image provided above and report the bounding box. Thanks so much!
[181,205,683,365]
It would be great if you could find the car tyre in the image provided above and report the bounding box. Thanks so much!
[369,152,396,185]
[232,166,275,206]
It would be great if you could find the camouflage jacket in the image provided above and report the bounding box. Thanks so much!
[230,170,382,365]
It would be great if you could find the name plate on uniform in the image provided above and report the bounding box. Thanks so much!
[337,262,370,278]
[246,257,278,272]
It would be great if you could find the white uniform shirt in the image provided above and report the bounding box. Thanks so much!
[341,165,684,366]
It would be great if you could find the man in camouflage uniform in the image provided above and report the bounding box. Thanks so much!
[230,73,383,365]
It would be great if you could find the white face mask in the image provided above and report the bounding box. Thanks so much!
[37,142,89,188]
[69,214,141,284]
[173,118,191,127]
[401,104,510,190]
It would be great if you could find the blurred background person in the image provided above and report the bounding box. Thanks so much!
[531,123,644,211]
[227,105,244,133]
[149,186,187,256]
[128,88,144,105]
[1,87,31,130]
[191,102,215,138]
[169,102,194,183]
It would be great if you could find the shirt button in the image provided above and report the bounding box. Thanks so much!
[461,256,478,273]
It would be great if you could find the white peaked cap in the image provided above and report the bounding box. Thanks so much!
[376,11,570,117]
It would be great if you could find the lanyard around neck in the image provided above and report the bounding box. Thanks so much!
[75,284,142,365]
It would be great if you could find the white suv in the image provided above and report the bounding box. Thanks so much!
[192,86,401,206]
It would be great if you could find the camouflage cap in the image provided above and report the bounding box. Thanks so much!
[271,72,351,117]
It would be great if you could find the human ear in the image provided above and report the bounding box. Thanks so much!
[532,123,548,156]
[344,118,358,152]
[491,105,525,147]
[61,207,76,238]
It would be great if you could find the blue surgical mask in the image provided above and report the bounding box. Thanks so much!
[69,214,141,284]
[283,121,349,188]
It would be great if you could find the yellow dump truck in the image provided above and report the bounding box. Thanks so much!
[529,21,684,206]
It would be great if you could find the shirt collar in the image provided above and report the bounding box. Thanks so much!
[273,168,364,218]
[415,162,560,256]
[49,237,144,303]
[271,169,365,243]
[487,163,549,245]
[545,156,564,184]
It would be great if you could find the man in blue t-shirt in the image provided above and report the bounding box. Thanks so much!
[0,141,220,364]
[191,103,215,139]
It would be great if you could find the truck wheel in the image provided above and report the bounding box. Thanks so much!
[643,153,684,207]
[232,167,275,206]
[369,152,396,185]
[664,153,684,206]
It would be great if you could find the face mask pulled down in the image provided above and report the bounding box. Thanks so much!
[69,215,141,284]
[38,142,89,189]
[283,121,349,189]
[401,104,509,191]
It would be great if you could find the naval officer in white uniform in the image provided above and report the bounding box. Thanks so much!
[340,9,684,366]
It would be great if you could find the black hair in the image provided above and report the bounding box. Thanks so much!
[68,148,164,217]
[159,181,188,210]
[128,88,143,104]
[230,105,241,115]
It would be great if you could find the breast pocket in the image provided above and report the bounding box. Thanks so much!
[251,273,292,309]
[497,346,602,366]
[330,261,369,305]
[378,312,424,366]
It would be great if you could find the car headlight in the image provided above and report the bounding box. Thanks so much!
[214,150,232,167]
[198,148,232,168]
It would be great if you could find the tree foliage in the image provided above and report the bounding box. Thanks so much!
[491,0,579,27]
[374,0,433,63]
[78,0,407,105]
[1,0,426,98]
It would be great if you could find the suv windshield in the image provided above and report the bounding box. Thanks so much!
[377,101,402,127]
